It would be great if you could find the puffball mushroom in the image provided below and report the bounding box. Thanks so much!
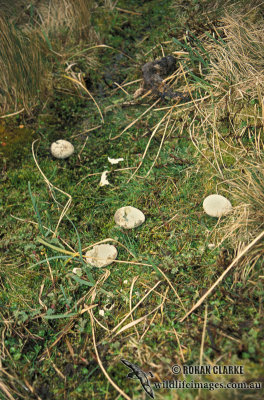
[114,206,145,229]
[203,194,232,217]
[85,244,117,268]
[50,139,74,159]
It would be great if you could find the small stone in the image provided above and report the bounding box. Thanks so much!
[203,194,232,217]
[85,244,117,268]
[50,139,74,159]
[114,206,145,229]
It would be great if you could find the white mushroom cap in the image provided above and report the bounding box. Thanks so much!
[203,194,232,217]
[114,206,145,229]
[85,244,117,268]
[50,140,74,159]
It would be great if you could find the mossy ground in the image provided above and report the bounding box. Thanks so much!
[1,1,264,399]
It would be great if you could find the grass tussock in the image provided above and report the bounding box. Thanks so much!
[185,3,264,280]
[0,0,99,115]
[202,7,264,124]
[170,1,264,281]
[216,160,264,280]
[0,17,47,114]
[34,0,99,47]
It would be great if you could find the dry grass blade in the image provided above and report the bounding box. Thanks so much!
[87,309,132,400]
[180,229,264,322]
[23,378,42,400]
[129,277,140,339]
[82,237,137,258]
[110,99,160,140]
[70,44,134,62]
[199,304,208,365]
[155,265,186,311]
[173,328,186,363]
[32,139,72,237]
[0,381,16,400]
[38,321,75,361]
[127,105,174,182]
[114,302,164,337]
[111,281,162,334]
[63,74,104,123]
[46,348,66,381]
[0,108,24,119]
[144,109,172,178]
[116,7,142,15]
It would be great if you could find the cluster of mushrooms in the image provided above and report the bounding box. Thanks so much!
[50,139,232,269]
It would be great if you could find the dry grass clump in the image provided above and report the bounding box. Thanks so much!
[33,0,99,48]
[185,2,264,281]
[202,6,264,125]
[0,17,47,114]
[214,159,264,281]
[0,0,99,115]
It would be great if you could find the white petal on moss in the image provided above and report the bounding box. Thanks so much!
[208,243,215,250]
[114,206,145,229]
[85,244,117,268]
[108,157,124,165]
[203,194,232,217]
[50,140,74,159]
[99,170,110,186]
[99,309,105,317]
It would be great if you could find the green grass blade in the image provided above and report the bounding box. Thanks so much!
[29,255,75,269]
[172,37,193,52]
[70,274,94,287]
[41,29,53,51]
[43,312,78,319]
[65,216,95,285]
[204,31,226,46]
[147,257,164,279]
[60,284,71,307]
[36,236,78,255]
[28,182,44,235]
